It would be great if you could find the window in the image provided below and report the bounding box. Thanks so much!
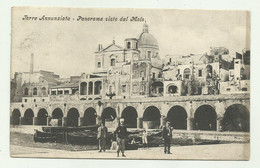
[24,88,29,95]
[33,88,37,95]
[152,72,156,79]
[226,88,231,91]
[140,85,146,93]
[169,58,172,62]
[198,87,202,95]
[122,85,126,93]
[127,42,131,49]
[58,90,63,95]
[168,85,178,94]
[111,58,115,66]
[109,86,113,93]
[147,51,151,59]
[133,85,138,93]
[140,71,145,77]
[41,87,47,95]
[64,90,69,94]
[206,65,212,78]
[24,99,27,103]
[184,68,191,79]
[97,62,101,68]
[34,99,36,102]
[198,69,202,77]
[51,91,56,95]
[242,87,248,91]
[72,88,78,94]
[42,99,45,102]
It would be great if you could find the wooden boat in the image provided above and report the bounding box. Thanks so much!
[66,130,97,145]
[42,125,99,133]
[33,130,63,143]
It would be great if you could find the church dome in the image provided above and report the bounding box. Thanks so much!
[137,23,159,50]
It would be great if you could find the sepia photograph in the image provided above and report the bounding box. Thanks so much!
[10,7,250,160]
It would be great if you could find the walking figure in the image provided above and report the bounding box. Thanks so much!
[162,121,173,154]
[97,122,108,152]
[114,119,128,157]
[142,129,148,148]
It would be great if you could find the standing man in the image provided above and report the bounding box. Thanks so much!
[142,128,148,148]
[114,119,128,157]
[97,122,108,152]
[162,121,173,154]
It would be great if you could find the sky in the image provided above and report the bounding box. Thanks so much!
[11,7,250,78]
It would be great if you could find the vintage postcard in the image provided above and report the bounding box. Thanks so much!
[10,7,250,160]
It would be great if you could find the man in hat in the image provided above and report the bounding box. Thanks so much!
[162,121,173,154]
[114,119,128,157]
[97,122,108,152]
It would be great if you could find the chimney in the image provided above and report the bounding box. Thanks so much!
[30,53,34,74]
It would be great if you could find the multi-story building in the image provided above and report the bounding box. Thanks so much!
[10,24,250,132]
[79,23,163,100]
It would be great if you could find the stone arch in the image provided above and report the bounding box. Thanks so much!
[94,81,102,95]
[11,109,21,125]
[67,108,80,127]
[102,107,117,122]
[167,106,187,129]
[222,104,249,132]
[83,107,97,126]
[24,108,34,125]
[143,106,161,129]
[52,108,63,126]
[151,81,164,96]
[37,108,48,125]
[80,82,87,95]
[167,84,178,94]
[194,105,217,131]
[121,106,138,128]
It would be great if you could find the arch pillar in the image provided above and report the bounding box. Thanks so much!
[216,117,223,132]
[62,117,67,126]
[78,117,84,126]
[137,117,143,128]
[187,117,194,130]
[160,115,167,127]
[96,104,103,117]
[96,115,102,125]
[33,117,38,125]
[215,101,225,118]
[47,117,52,126]
[19,117,24,125]
[115,117,120,126]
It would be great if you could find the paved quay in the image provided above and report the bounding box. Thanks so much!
[10,143,249,160]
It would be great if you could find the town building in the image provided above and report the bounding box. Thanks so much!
[10,24,250,132]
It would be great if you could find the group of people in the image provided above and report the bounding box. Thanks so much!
[97,120,174,157]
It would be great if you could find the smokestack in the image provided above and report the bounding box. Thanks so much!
[30,53,34,74]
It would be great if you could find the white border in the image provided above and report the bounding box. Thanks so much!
[1,0,260,168]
